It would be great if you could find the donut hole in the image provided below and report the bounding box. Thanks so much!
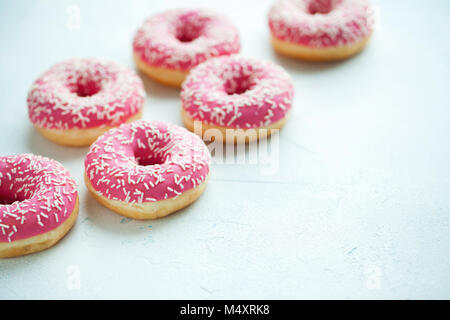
[0,192,28,205]
[307,0,336,14]
[70,80,102,97]
[176,27,202,42]
[136,157,165,166]
[130,125,174,167]
[174,14,205,43]
[224,75,255,95]
[134,147,167,167]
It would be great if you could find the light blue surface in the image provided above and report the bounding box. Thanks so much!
[0,0,449,299]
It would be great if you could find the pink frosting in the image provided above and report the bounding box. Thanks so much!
[27,58,145,130]
[133,9,240,72]
[84,120,210,203]
[268,0,374,48]
[181,55,294,129]
[0,154,78,243]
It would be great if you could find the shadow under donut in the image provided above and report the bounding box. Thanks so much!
[81,184,203,235]
[271,50,352,74]
[25,125,89,162]
[136,69,180,100]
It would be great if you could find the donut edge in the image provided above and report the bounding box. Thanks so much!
[0,196,79,258]
[84,173,209,220]
[34,111,143,147]
[270,34,372,62]
[134,53,189,88]
[181,107,291,143]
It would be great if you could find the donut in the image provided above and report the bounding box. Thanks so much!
[268,0,374,61]
[0,154,79,258]
[180,55,294,143]
[84,120,210,220]
[27,58,145,147]
[133,9,240,87]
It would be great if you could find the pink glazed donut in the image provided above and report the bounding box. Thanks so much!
[27,58,145,147]
[268,0,374,61]
[133,8,240,87]
[181,55,294,143]
[84,120,210,219]
[0,154,79,258]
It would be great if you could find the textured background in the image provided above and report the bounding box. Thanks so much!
[0,0,449,299]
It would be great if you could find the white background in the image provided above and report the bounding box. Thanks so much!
[0,0,449,299]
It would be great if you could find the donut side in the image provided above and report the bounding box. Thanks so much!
[0,197,79,258]
[134,54,188,88]
[35,111,142,147]
[85,174,208,220]
[181,108,290,143]
[271,34,371,61]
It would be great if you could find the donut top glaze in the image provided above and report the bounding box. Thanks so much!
[27,58,145,130]
[84,120,210,203]
[269,0,374,47]
[0,154,78,243]
[181,56,294,129]
[133,9,240,71]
